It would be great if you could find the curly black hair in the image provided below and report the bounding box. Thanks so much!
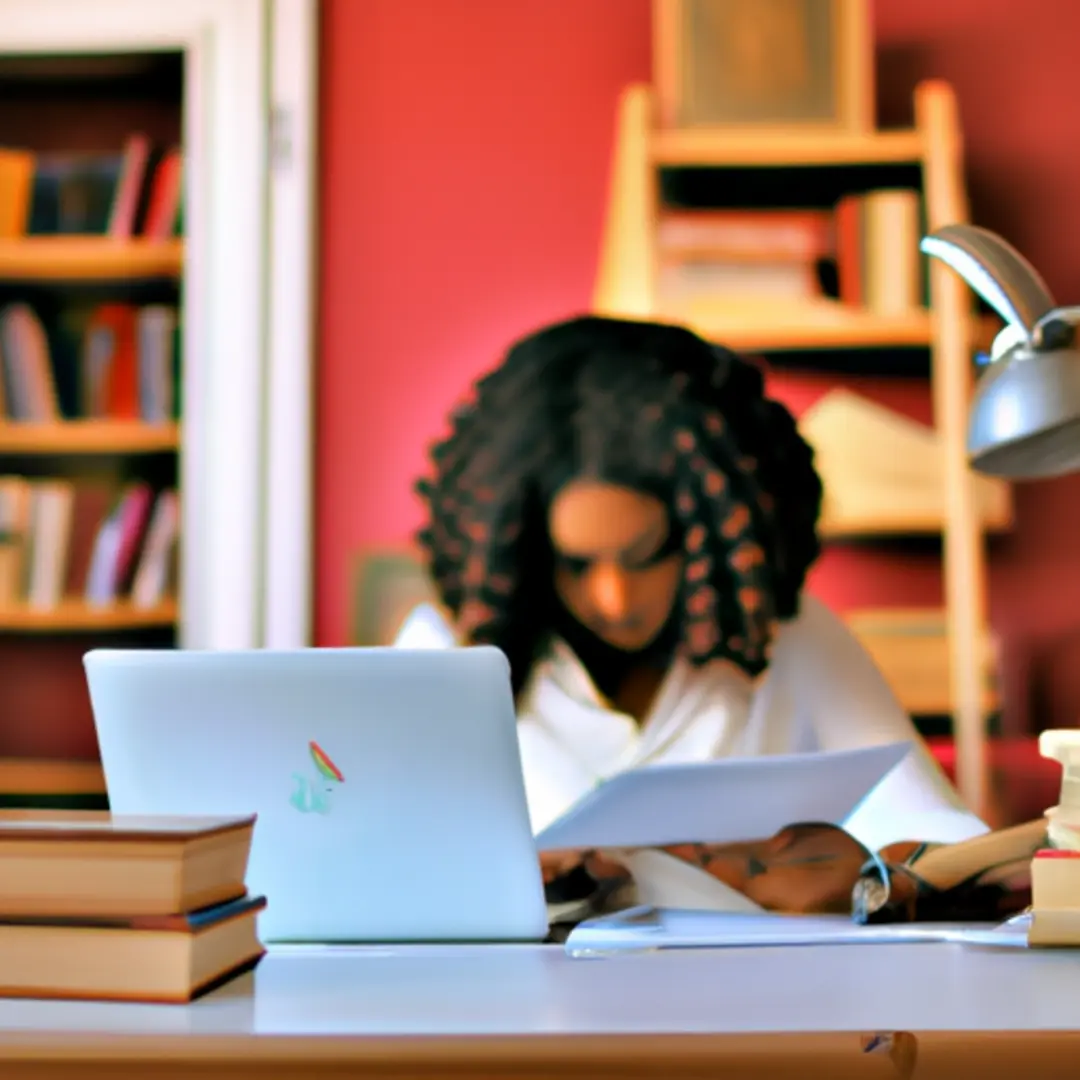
[415,315,823,697]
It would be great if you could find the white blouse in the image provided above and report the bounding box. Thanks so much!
[394,594,988,857]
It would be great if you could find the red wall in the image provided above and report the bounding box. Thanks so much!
[316,0,1080,729]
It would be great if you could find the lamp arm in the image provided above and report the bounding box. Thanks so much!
[921,224,1056,339]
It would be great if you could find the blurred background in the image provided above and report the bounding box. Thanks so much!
[2,0,1079,827]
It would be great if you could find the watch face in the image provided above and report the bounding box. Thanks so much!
[851,873,890,923]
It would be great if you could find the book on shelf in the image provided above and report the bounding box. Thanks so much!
[0,477,179,611]
[651,195,925,321]
[656,209,835,262]
[655,208,833,307]
[0,811,262,1003]
[0,149,33,239]
[835,188,923,314]
[0,133,182,240]
[798,387,1014,536]
[0,299,180,424]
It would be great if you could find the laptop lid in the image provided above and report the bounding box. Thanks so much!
[84,645,549,944]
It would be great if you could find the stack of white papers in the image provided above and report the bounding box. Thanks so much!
[564,905,971,956]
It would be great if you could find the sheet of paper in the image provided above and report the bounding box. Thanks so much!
[564,905,961,955]
[619,849,765,913]
[534,741,911,852]
[944,912,1030,949]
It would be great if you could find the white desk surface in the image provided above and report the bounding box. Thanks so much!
[0,939,1077,1038]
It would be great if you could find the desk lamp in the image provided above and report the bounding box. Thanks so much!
[921,224,1080,479]
[922,223,1080,849]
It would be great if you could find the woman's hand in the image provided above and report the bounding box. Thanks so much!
[540,848,631,884]
[544,826,872,912]
[663,824,871,914]
[540,849,585,884]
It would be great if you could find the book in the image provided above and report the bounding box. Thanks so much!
[834,189,923,312]
[957,908,1080,949]
[0,811,255,918]
[1032,848,1080,911]
[0,893,266,1003]
[656,209,834,263]
[1027,907,1080,947]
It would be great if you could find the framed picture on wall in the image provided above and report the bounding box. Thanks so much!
[350,546,440,646]
[652,0,874,133]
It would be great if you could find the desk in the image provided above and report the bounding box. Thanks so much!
[0,941,1078,1078]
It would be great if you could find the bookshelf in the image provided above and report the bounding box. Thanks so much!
[0,0,315,808]
[592,71,997,815]
[0,48,183,806]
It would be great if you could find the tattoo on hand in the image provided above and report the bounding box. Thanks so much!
[665,843,841,877]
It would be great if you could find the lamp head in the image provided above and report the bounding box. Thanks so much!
[921,224,1080,479]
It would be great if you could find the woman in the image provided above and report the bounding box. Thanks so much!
[401,314,995,915]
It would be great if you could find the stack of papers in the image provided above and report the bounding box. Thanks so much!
[563,905,960,956]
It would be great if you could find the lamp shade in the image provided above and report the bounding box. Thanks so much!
[921,223,1080,479]
[967,340,1080,478]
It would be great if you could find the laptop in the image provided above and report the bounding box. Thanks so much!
[84,645,550,944]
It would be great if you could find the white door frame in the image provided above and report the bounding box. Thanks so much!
[0,0,316,649]
[264,0,317,648]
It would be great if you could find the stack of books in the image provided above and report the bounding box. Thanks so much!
[0,810,265,1002]
[1028,731,1080,946]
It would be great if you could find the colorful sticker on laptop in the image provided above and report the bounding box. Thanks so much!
[290,740,345,815]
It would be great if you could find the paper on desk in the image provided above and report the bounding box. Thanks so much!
[944,912,1031,949]
[564,905,958,956]
[534,741,910,852]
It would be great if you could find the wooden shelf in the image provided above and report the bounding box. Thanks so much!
[592,79,1000,812]
[0,758,105,796]
[819,516,1011,539]
[651,128,924,168]
[0,420,179,454]
[0,599,177,632]
[847,607,1000,717]
[0,237,183,282]
[647,301,1001,353]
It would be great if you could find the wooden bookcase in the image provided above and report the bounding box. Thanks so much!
[0,51,183,808]
[0,0,317,812]
[0,0,316,810]
[591,77,997,816]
